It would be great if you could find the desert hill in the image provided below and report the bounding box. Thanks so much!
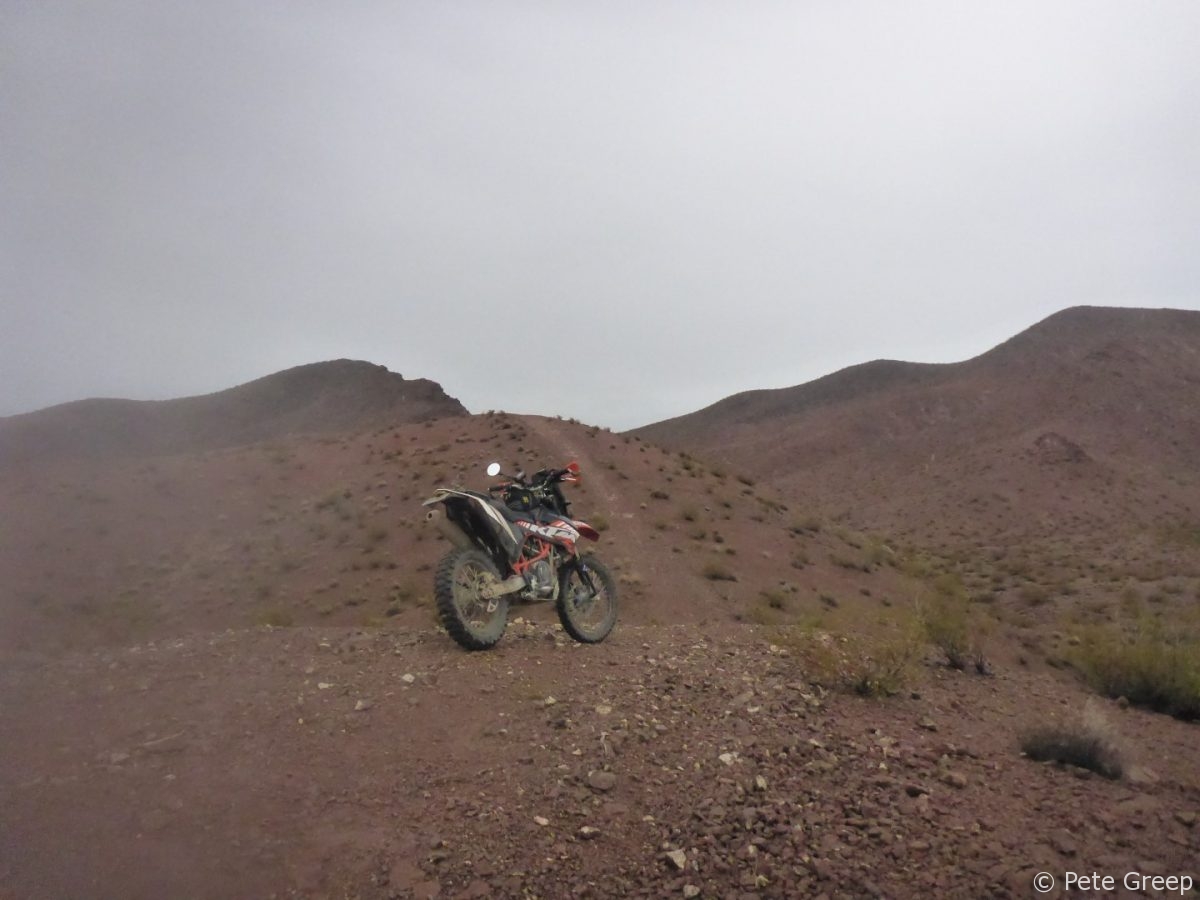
[0,411,926,655]
[0,359,467,464]
[631,307,1200,558]
[1,346,1198,898]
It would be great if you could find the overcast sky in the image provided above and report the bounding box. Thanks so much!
[3,2,1198,429]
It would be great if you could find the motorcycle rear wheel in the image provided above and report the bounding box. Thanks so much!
[557,555,618,644]
[435,548,508,651]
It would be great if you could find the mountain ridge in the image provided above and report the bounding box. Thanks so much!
[630,305,1200,548]
[0,359,467,464]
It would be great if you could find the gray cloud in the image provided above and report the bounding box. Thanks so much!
[3,1,1198,429]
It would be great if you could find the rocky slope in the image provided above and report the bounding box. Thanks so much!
[0,411,922,655]
[2,621,1196,899]
[630,306,1200,548]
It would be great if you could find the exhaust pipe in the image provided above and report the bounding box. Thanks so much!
[426,506,525,599]
[426,507,474,551]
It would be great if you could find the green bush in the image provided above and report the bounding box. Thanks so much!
[783,626,921,698]
[849,633,923,698]
[920,592,986,672]
[1073,623,1200,720]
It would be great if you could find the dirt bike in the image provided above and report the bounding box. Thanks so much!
[422,460,618,651]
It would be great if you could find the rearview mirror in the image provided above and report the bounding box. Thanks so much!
[486,462,501,477]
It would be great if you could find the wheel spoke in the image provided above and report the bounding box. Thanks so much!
[452,563,499,626]
[565,566,612,633]
[435,549,508,651]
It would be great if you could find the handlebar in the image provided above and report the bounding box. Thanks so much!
[488,462,579,491]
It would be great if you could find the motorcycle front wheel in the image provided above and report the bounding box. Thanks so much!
[434,548,508,651]
[556,555,618,644]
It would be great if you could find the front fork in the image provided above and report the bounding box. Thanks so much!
[569,560,599,605]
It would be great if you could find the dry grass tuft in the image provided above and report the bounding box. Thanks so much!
[1019,705,1124,779]
[779,621,923,699]
[700,561,738,582]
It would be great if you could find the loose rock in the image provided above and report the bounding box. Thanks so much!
[587,770,617,792]
[665,849,688,870]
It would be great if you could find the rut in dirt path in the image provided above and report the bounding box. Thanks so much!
[524,417,627,512]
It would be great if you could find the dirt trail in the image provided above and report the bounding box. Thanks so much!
[523,417,627,511]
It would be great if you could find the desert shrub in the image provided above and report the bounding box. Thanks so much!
[830,552,868,573]
[1072,622,1200,720]
[848,632,923,697]
[649,489,670,501]
[679,505,699,522]
[1019,709,1124,779]
[701,562,737,582]
[863,539,893,568]
[897,552,935,579]
[759,588,790,611]
[744,602,778,627]
[932,572,967,599]
[1160,521,1200,548]
[920,592,987,672]
[1019,583,1051,606]
[783,625,922,698]
[589,513,610,532]
[256,608,294,627]
[789,516,821,535]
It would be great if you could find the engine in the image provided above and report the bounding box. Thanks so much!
[527,559,556,597]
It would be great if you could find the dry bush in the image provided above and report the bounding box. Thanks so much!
[256,608,294,627]
[919,588,989,672]
[789,516,821,535]
[1019,705,1124,779]
[700,561,737,582]
[847,632,923,698]
[779,622,923,699]
[759,588,790,611]
[1072,621,1200,720]
[830,552,869,573]
[1019,583,1051,606]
